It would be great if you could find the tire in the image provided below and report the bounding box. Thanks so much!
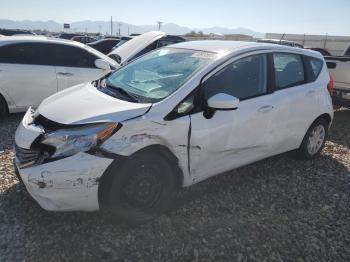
[0,95,8,120]
[106,151,177,224]
[295,118,329,160]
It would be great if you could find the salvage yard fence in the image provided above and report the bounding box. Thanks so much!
[265,33,350,56]
[185,33,350,56]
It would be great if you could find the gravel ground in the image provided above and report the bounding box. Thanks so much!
[0,108,350,262]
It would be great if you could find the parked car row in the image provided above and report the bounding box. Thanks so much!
[0,36,118,116]
[11,40,333,223]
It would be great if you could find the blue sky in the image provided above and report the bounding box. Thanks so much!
[0,0,349,35]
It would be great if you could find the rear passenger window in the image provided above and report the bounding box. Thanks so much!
[273,53,305,89]
[203,54,267,100]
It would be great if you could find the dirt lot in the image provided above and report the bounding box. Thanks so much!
[0,108,349,262]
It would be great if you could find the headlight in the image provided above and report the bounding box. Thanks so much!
[41,123,118,158]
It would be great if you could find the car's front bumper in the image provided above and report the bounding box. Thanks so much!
[15,152,113,211]
[14,108,116,211]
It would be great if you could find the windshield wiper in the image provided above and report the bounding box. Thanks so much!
[105,85,139,103]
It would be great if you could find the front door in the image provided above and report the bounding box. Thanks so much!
[189,53,277,182]
[51,44,107,91]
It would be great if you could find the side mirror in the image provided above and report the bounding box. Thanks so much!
[207,93,240,110]
[95,59,111,71]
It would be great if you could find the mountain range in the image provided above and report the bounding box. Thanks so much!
[0,19,264,37]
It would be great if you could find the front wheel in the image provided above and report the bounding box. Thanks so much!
[295,118,329,159]
[106,152,177,224]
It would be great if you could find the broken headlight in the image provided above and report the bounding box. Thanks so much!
[41,123,118,159]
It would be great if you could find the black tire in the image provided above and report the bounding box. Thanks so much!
[295,118,329,160]
[106,151,177,224]
[0,95,8,120]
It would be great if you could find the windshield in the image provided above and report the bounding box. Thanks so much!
[106,48,215,102]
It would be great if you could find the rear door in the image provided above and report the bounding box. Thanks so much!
[269,52,322,152]
[51,44,106,91]
[0,42,57,108]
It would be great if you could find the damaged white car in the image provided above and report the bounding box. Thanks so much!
[14,41,333,223]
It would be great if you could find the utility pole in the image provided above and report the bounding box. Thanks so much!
[110,16,113,36]
[324,33,328,49]
[118,23,122,36]
[157,21,163,31]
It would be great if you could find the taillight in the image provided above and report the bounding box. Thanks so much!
[327,73,334,95]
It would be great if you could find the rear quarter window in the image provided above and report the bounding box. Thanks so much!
[308,58,323,81]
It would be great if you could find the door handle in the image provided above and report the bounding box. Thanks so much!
[306,90,315,96]
[258,105,274,113]
[57,72,73,77]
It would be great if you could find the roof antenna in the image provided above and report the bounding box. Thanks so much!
[279,33,285,44]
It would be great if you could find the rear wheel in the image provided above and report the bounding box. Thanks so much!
[295,118,328,159]
[106,152,177,224]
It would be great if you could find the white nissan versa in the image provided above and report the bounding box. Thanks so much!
[0,36,118,117]
[14,41,333,223]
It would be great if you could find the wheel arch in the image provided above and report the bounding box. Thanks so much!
[298,113,332,149]
[314,113,332,127]
[0,91,9,115]
[97,144,184,208]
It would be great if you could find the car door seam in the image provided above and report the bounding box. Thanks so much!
[187,114,192,176]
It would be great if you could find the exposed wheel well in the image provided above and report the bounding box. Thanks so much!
[98,145,184,208]
[0,93,9,115]
[315,113,332,127]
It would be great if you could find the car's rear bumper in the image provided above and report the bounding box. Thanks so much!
[15,152,113,211]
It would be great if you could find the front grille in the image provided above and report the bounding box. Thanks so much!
[15,145,41,168]
[33,114,63,132]
[33,114,84,132]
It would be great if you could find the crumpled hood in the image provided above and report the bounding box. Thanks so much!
[37,82,152,125]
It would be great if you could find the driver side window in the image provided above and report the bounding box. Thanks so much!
[203,54,268,100]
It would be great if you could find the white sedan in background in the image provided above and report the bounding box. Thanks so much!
[0,36,119,117]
